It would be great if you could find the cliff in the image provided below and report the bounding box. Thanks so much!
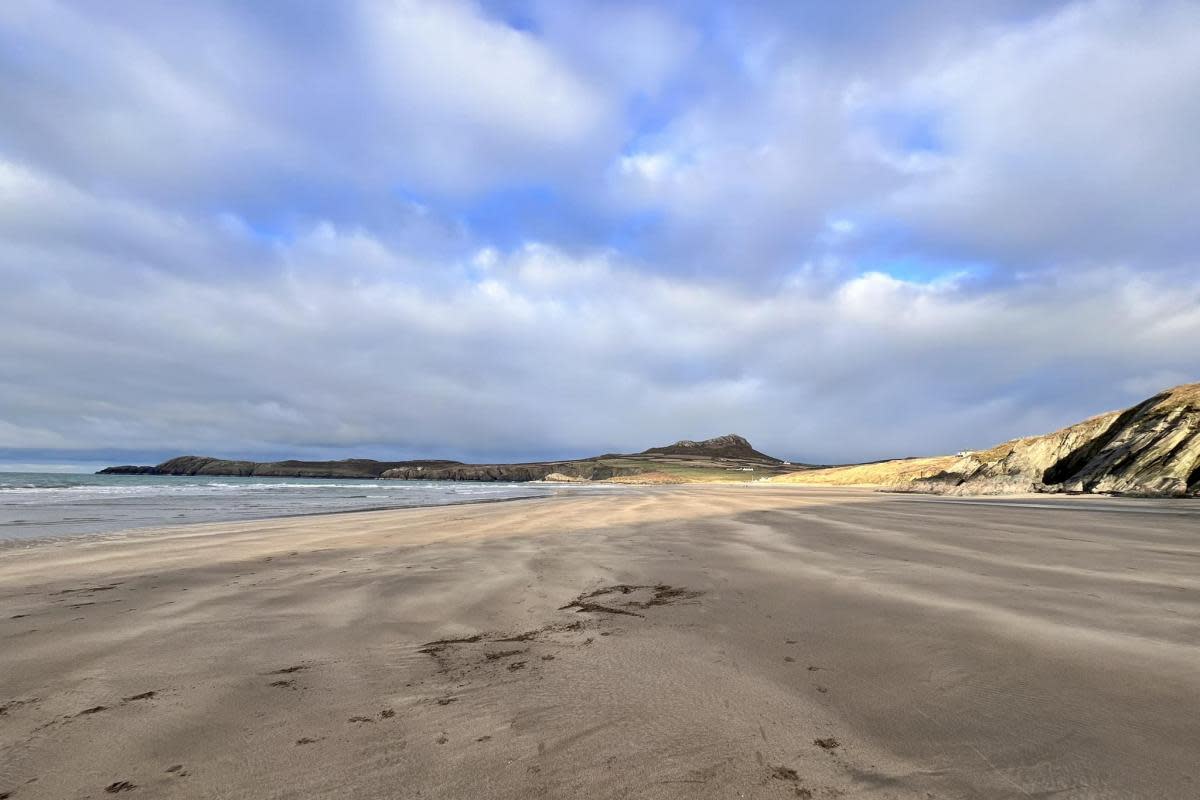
[772,382,1200,497]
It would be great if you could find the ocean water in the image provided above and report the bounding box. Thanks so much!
[0,472,576,542]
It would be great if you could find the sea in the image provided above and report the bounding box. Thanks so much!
[0,472,585,542]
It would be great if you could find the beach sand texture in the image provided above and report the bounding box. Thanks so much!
[1,486,1198,799]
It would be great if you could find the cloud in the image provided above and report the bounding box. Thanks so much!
[3,159,1198,463]
[873,0,1200,267]
[523,0,699,97]
[0,0,619,209]
[360,0,618,193]
[1,1,1198,467]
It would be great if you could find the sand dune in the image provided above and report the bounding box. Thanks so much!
[2,486,1198,799]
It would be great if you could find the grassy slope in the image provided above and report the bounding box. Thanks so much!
[593,455,804,483]
[766,456,958,487]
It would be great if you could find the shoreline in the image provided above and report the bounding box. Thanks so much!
[0,473,645,548]
[0,489,584,551]
[5,480,1196,552]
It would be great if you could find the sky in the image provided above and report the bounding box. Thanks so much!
[2,0,1199,470]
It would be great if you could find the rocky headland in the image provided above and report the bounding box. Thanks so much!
[772,381,1200,497]
[98,435,794,483]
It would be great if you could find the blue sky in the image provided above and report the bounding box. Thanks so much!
[1,0,1199,468]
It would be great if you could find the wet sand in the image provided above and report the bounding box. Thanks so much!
[1,485,1198,799]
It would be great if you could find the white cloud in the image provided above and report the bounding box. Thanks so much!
[530,1,699,97]
[0,0,620,203]
[877,0,1200,265]
[619,152,674,184]
[360,0,617,192]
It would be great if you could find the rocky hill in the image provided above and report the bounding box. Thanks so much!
[772,382,1200,497]
[640,434,782,462]
[99,456,463,479]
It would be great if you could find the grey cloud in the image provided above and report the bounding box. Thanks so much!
[875,0,1200,267]
[0,0,623,209]
[2,170,1198,464]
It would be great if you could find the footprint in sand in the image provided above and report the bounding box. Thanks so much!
[769,766,814,797]
[266,664,309,675]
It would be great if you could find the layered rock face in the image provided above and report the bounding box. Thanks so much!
[915,383,1200,496]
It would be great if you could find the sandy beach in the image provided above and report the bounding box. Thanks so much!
[1,485,1198,799]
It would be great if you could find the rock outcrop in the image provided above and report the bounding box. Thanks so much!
[774,382,1200,497]
[929,382,1200,496]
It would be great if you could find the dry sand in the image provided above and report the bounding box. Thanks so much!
[1,486,1198,799]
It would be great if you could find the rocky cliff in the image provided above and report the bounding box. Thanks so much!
[934,382,1200,496]
[773,382,1200,497]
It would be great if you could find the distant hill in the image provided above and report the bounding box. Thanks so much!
[99,456,464,480]
[771,382,1200,497]
[376,435,793,482]
[641,434,782,463]
[98,436,797,483]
